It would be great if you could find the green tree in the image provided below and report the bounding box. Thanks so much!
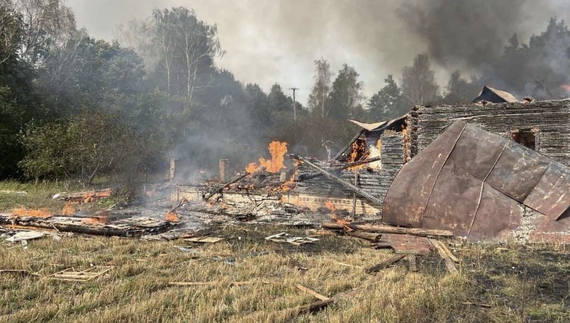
[443,71,480,104]
[401,54,440,105]
[368,75,407,120]
[326,64,363,120]
[308,58,333,118]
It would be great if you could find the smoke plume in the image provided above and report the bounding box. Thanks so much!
[66,0,570,100]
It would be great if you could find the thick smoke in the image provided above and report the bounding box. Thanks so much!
[66,0,570,100]
[395,0,567,73]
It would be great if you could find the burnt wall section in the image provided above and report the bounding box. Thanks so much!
[410,100,570,166]
[295,131,406,215]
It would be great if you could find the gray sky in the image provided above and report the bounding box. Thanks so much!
[66,0,569,104]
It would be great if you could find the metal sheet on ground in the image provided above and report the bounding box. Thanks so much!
[382,121,466,227]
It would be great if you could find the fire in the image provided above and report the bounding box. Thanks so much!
[11,207,52,218]
[82,215,108,224]
[165,211,179,222]
[245,141,288,173]
[82,190,112,203]
[325,200,353,231]
[346,139,369,170]
[62,202,76,215]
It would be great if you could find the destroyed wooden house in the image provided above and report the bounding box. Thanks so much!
[172,95,570,242]
[385,99,570,242]
[287,116,409,216]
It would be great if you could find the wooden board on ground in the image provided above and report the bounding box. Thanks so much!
[49,266,114,281]
[185,237,225,243]
[295,284,330,301]
[365,254,406,274]
[429,239,458,273]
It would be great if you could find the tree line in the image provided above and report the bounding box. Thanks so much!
[1,0,569,183]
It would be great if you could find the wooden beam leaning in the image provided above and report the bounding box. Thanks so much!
[429,239,458,273]
[291,155,384,206]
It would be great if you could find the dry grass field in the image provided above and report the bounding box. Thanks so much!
[1,225,569,323]
[0,182,569,323]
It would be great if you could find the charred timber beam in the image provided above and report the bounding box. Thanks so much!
[322,222,453,237]
[203,172,251,201]
[291,155,384,206]
[333,130,363,161]
[337,157,381,170]
[298,157,380,182]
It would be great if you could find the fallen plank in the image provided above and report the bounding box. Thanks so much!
[49,266,114,282]
[203,172,251,201]
[185,237,225,244]
[346,231,381,242]
[295,284,330,301]
[429,239,458,273]
[322,222,454,237]
[283,299,334,319]
[434,240,459,263]
[365,254,406,274]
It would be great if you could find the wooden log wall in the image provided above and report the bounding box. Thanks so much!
[410,100,570,166]
[296,132,406,213]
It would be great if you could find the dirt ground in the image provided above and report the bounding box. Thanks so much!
[1,224,569,323]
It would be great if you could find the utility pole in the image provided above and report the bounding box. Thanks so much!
[290,87,299,121]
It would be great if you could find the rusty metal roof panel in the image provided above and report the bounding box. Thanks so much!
[382,121,465,227]
[383,120,570,241]
[485,140,550,202]
[523,162,570,220]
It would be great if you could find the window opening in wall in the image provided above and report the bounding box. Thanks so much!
[510,129,536,150]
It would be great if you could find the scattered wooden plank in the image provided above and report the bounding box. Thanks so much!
[407,255,418,272]
[435,240,459,263]
[185,237,225,244]
[295,284,330,301]
[365,254,406,274]
[429,239,458,273]
[49,266,114,282]
[284,299,334,319]
[322,222,454,237]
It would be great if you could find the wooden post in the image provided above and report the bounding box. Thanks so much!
[169,158,177,182]
[219,159,229,183]
[352,171,358,217]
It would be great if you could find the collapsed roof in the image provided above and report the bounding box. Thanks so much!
[382,121,570,242]
[472,85,518,103]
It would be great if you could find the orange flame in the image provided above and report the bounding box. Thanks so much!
[11,207,52,218]
[82,216,108,224]
[62,202,76,215]
[325,200,353,231]
[346,139,369,170]
[246,141,288,173]
[81,190,112,203]
[165,211,179,222]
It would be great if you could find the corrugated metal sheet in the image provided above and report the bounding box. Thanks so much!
[383,121,570,241]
